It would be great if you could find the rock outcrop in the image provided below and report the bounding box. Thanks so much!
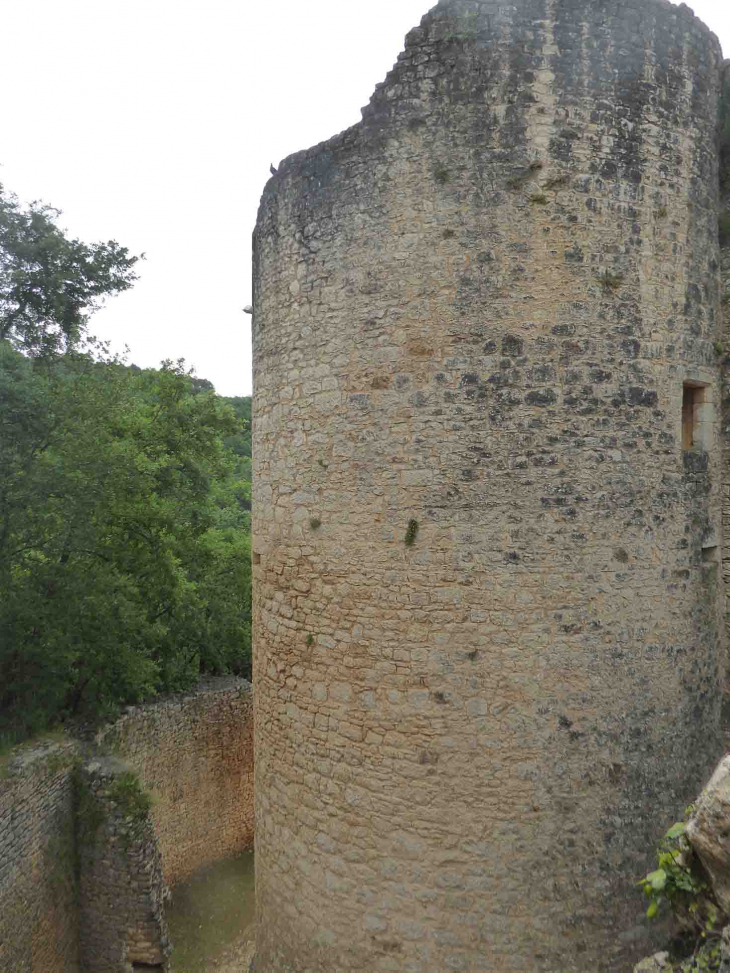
[687,757,730,915]
[634,757,730,972]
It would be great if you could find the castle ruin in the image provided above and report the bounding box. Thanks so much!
[251,1,727,969]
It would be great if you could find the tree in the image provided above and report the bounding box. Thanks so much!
[0,184,139,356]
[0,346,252,741]
[0,182,252,743]
[221,395,253,487]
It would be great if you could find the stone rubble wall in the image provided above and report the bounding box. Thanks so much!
[0,678,254,972]
[0,741,80,973]
[95,677,254,887]
[252,0,726,970]
[77,758,170,972]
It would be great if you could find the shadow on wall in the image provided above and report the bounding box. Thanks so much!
[0,677,254,973]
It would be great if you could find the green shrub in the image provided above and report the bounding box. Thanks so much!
[404,519,419,547]
[638,812,723,971]
[600,270,624,292]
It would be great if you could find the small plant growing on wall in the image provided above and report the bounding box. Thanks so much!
[506,161,543,191]
[306,634,315,647]
[637,811,723,970]
[444,13,479,44]
[600,270,624,292]
[529,192,548,205]
[544,173,570,190]
[434,165,451,185]
[109,771,152,824]
[404,519,419,547]
[309,517,321,530]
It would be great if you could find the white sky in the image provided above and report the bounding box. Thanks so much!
[1,0,727,396]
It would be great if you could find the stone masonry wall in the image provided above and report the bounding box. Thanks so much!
[0,741,80,973]
[96,677,254,887]
[78,758,170,972]
[0,678,254,973]
[252,1,726,971]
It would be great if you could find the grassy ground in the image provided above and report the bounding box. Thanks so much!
[166,850,255,972]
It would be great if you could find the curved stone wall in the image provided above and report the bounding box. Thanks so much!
[252,1,725,970]
[0,678,254,973]
[96,677,254,887]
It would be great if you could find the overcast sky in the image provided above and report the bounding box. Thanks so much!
[1,0,727,396]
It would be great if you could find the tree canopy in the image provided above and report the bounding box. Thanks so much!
[0,184,139,356]
[0,187,251,743]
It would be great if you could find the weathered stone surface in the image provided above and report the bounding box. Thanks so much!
[0,741,81,973]
[720,923,730,973]
[633,952,673,972]
[252,0,726,970]
[687,757,730,914]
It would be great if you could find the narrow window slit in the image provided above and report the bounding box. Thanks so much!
[682,383,705,449]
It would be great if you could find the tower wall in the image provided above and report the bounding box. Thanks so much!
[251,1,725,969]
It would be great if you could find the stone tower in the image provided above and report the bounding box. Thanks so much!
[251,1,726,969]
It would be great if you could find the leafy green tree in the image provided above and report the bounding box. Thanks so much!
[0,185,139,355]
[221,395,252,487]
[0,345,251,740]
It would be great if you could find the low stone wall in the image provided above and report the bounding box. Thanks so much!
[0,740,80,973]
[97,677,255,887]
[0,678,254,972]
[78,757,170,972]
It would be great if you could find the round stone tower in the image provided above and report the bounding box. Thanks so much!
[251,1,726,969]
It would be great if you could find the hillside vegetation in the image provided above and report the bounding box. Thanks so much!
[0,183,252,743]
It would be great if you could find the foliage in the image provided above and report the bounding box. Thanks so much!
[600,270,624,291]
[638,812,723,971]
[108,770,153,824]
[0,345,252,741]
[220,395,252,499]
[0,185,139,356]
[434,165,451,185]
[74,768,105,848]
[404,519,420,547]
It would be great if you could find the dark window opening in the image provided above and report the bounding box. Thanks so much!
[682,383,706,449]
[702,545,719,565]
[253,552,261,565]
